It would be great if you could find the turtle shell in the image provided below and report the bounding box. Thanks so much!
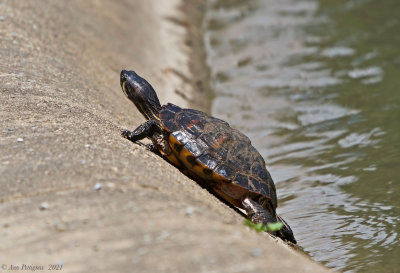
[159,103,278,210]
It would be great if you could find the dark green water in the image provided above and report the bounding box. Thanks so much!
[204,0,400,272]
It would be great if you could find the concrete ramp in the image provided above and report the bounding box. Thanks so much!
[0,1,330,272]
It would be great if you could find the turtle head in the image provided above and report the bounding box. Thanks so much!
[120,70,162,121]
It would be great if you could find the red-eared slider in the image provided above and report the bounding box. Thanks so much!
[120,70,296,244]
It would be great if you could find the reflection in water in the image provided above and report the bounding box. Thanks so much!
[204,0,400,272]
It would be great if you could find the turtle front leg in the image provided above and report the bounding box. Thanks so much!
[122,120,165,156]
[242,197,278,235]
[122,120,160,142]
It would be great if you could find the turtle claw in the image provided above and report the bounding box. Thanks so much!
[121,129,132,139]
[122,130,161,155]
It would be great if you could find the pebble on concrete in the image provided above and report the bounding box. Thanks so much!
[39,202,50,210]
[93,183,102,191]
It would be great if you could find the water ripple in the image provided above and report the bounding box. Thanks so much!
[205,0,400,272]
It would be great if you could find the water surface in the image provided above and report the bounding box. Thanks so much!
[204,0,400,272]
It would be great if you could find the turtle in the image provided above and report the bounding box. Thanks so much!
[120,70,296,244]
